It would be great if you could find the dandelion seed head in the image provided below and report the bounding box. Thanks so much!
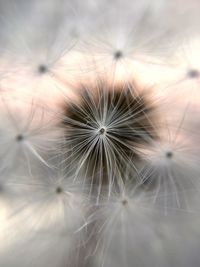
[62,79,158,191]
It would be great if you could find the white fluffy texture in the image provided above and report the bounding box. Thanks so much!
[0,171,88,267]
[0,0,200,267]
[87,184,174,267]
[0,93,61,175]
[138,126,200,214]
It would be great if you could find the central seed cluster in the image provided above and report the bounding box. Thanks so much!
[62,80,157,190]
[99,127,106,135]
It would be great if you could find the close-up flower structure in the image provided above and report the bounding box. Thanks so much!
[0,0,200,267]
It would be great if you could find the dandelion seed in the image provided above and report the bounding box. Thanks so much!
[4,167,89,241]
[81,0,180,79]
[166,38,200,103]
[61,78,158,195]
[0,0,80,103]
[138,121,200,214]
[0,1,199,267]
[86,180,164,267]
[0,168,89,267]
[0,94,61,174]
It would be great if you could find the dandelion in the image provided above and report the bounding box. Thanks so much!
[0,166,89,267]
[79,0,182,79]
[138,120,200,214]
[0,0,83,104]
[84,179,167,267]
[0,93,61,175]
[61,78,158,196]
[0,0,200,267]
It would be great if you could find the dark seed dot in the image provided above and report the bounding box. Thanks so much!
[187,69,199,79]
[114,50,123,60]
[16,134,24,142]
[38,64,48,74]
[99,127,106,135]
[122,199,128,206]
[56,187,63,194]
[166,151,173,159]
